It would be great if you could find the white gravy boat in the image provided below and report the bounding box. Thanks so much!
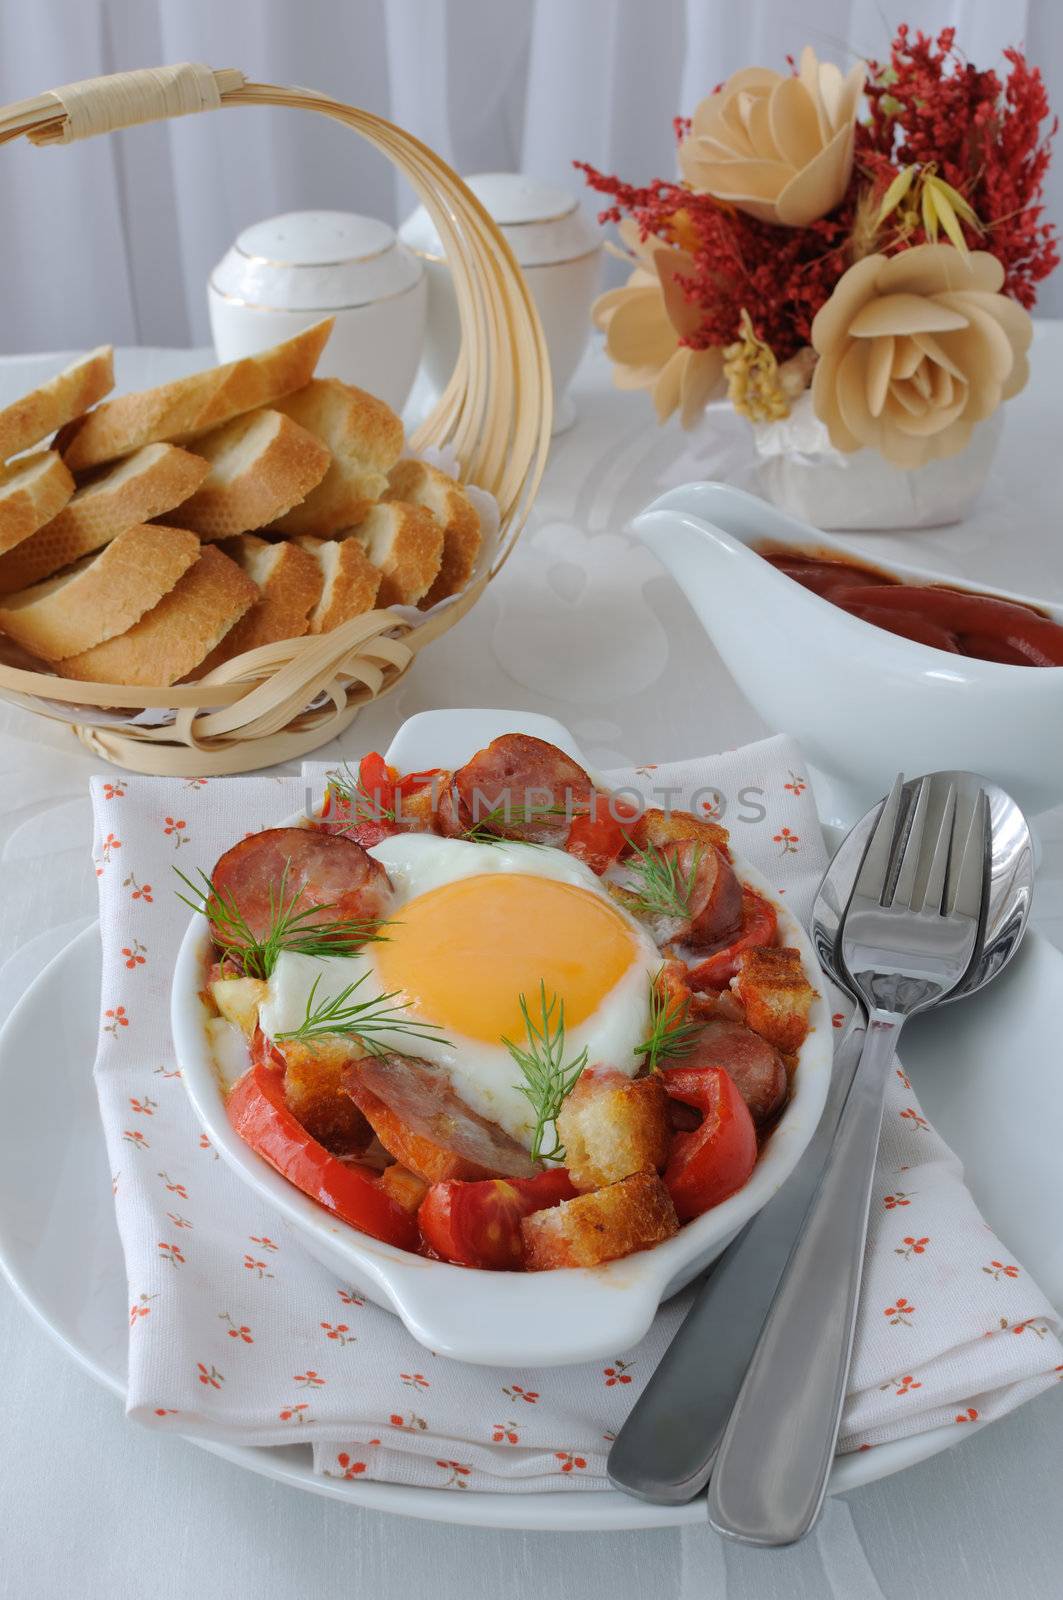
[632,482,1063,822]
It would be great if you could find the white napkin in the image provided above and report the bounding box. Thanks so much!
[90,736,1062,1490]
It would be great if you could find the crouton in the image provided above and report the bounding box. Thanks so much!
[379,1163,429,1213]
[732,945,814,1053]
[282,1039,373,1154]
[557,1068,671,1192]
[521,1171,679,1269]
[210,976,268,1037]
[629,806,731,859]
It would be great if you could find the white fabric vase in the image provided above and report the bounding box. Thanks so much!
[752,390,1004,531]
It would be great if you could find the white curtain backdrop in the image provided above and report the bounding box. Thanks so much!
[0,0,1060,354]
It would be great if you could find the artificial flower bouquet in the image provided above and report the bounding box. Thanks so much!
[580,26,1057,473]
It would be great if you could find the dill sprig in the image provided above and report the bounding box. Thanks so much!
[624,836,704,923]
[502,982,588,1162]
[325,761,396,823]
[636,969,702,1073]
[175,861,386,981]
[274,971,450,1056]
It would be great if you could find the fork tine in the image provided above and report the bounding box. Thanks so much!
[920,783,956,914]
[889,777,930,910]
[949,787,989,920]
[852,774,906,906]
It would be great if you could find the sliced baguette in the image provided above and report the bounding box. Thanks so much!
[269,378,404,535]
[384,458,482,607]
[0,523,200,661]
[0,451,75,555]
[0,443,210,594]
[171,409,330,539]
[353,502,443,606]
[57,544,258,686]
[295,536,382,632]
[199,535,324,668]
[57,321,333,472]
[0,347,114,463]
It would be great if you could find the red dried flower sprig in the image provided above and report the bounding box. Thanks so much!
[576,24,1057,368]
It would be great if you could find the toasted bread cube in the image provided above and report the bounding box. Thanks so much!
[378,1163,429,1213]
[557,1069,671,1192]
[521,1171,679,1269]
[282,1039,372,1154]
[629,805,731,859]
[732,946,814,1053]
[210,976,269,1037]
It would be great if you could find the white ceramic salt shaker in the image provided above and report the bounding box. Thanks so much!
[208,210,426,412]
[399,174,602,433]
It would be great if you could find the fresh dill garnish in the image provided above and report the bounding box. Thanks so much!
[274,971,450,1056]
[624,836,704,922]
[502,982,588,1162]
[174,861,386,981]
[636,968,701,1073]
[325,761,396,823]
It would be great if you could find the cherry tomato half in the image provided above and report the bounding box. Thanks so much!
[660,1064,757,1222]
[566,798,638,875]
[419,1170,577,1269]
[227,1060,419,1251]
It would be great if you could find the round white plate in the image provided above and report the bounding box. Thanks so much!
[1,916,1061,1530]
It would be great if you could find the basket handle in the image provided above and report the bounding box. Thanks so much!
[22,64,245,146]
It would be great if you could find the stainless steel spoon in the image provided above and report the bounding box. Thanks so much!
[607,772,1033,1506]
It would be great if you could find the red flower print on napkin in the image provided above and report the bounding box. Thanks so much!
[219,1313,253,1343]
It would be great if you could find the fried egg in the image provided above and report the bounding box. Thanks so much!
[258,834,661,1148]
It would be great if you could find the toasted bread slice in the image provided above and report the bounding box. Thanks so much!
[732,946,814,1053]
[295,535,381,632]
[0,443,210,594]
[521,1171,679,1269]
[199,535,323,669]
[58,322,333,471]
[172,409,330,539]
[0,451,75,555]
[0,523,200,661]
[354,501,443,606]
[57,544,257,686]
[270,379,404,535]
[0,347,114,463]
[556,1069,672,1192]
[384,459,481,606]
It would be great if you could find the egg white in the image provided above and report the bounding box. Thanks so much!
[258,834,661,1148]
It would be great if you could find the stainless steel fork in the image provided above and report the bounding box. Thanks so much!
[706,774,989,1547]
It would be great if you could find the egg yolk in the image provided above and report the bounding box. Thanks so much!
[372,873,639,1042]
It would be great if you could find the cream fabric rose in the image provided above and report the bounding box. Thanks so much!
[679,47,865,227]
[811,244,1033,468]
[593,220,725,427]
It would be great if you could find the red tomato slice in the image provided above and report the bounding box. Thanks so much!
[660,1064,757,1221]
[227,1061,419,1251]
[566,798,638,875]
[419,1170,576,1270]
[395,767,442,797]
[686,888,778,991]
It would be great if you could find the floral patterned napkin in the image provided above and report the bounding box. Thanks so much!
[90,735,1062,1491]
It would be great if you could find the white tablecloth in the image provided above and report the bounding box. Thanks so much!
[1,334,1061,1600]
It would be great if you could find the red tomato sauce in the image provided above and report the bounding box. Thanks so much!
[762,551,1063,667]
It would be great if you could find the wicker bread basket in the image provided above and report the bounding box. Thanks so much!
[0,64,551,775]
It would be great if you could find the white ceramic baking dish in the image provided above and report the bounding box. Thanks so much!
[172,708,832,1366]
